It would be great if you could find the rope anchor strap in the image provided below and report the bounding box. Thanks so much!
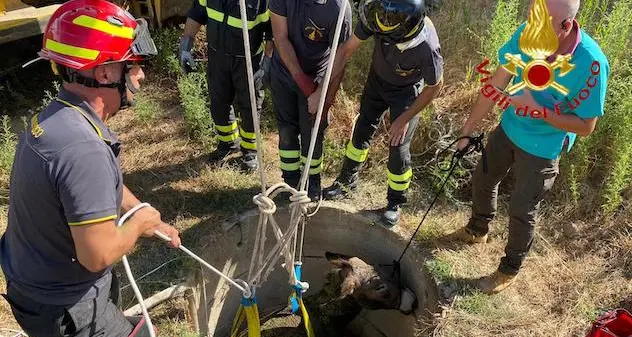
[396,134,487,264]
[230,297,262,337]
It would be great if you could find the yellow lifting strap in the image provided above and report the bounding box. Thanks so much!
[230,297,261,337]
[289,264,316,337]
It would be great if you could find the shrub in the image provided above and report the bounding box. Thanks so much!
[481,0,521,68]
[0,116,17,202]
[177,71,214,146]
[133,91,158,123]
[150,26,182,77]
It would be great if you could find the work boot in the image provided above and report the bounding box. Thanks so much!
[476,270,517,294]
[381,202,402,227]
[453,226,488,244]
[240,152,258,173]
[308,175,322,202]
[322,173,358,201]
[208,146,239,166]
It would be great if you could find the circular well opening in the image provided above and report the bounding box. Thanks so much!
[193,203,439,336]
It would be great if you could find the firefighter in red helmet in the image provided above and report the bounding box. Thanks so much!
[0,1,180,336]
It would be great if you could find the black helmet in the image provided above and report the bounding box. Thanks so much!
[359,0,430,44]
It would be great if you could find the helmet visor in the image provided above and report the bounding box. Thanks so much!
[130,19,157,58]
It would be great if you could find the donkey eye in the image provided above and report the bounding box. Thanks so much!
[376,284,388,293]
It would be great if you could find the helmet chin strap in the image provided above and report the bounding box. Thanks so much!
[394,21,430,51]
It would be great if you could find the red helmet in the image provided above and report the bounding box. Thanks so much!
[39,0,156,70]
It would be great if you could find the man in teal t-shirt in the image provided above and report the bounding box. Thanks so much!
[453,0,609,294]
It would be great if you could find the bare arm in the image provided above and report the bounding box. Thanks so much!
[401,79,443,124]
[460,66,514,137]
[308,35,362,113]
[264,40,274,58]
[511,91,599,136]
[389,78,444,146]
[270,12,303,76]
[70,207,160,272]
[121,185,141,213]
[544,112,598,136]
[121,185,182,248]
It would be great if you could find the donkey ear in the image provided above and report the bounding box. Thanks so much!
[325,252,354,269]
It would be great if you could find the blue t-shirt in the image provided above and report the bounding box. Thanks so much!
[498,22,610,159]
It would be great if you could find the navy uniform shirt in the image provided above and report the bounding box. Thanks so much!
[355,17,444,87]
[269,0,353,79]
[0,88,123,305]
[187,0,272,57]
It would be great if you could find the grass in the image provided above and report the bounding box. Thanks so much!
[1,0,632,336]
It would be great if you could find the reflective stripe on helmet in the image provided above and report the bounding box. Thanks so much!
[72,15,134,39]
[45,39,99,60]
[375,12,400,32]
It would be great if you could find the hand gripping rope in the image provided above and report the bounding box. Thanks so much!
[118,203,252,337]
[229,0,350,335]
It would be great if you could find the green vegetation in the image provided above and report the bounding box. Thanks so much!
[177,71,215,146]
[133,91,159,123]
[425,259,453,283]
[481,0,521,67]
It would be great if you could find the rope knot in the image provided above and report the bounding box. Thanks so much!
[253,194,277,214]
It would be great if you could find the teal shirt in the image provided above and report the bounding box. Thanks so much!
[498,22,610,159]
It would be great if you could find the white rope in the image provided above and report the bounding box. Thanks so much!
[238,0,267,195]
[119,204,252,337]
[235,0,349,298]
[297,0,349,192]
[118,203,157,337]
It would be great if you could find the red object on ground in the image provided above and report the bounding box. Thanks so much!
[586,309,632,337]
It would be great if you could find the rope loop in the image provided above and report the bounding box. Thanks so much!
[235,279,253,299]
[253,194,277,215]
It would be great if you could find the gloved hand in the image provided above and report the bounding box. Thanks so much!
[293,72,317,97]
[179,35,196,74]
[254,55,272,90]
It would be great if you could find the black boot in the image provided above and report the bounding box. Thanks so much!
[240,152,258,173]
[308,175,322,202]
[381,202,402,227]
[208,145,239,166]
[323,172,359,201]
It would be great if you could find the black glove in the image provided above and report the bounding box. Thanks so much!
[179,35,196,74]
[254,55,272,90]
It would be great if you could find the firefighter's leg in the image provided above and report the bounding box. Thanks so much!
[270,67,301,188]
[381,80,423,226]
[323,71,388,200]
[208,49,239,165]
[233,53,264,172]
[297,89,327,201]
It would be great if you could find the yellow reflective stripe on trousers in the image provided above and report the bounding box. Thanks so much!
[72,15,134,39]
[240,128,256,140]
[216,121,238,133]
[387,169,413,182]
[388,180,411,191]
[279,150,300,159]
[308,163,323,175]
[345,142,369,163]
[218,133,239,142]
[280,162,301,171]
[198,0,207,6]
[45,39,99,60]
[206,8,270,30]
[241,141,257,150]
[300,156,323,166]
